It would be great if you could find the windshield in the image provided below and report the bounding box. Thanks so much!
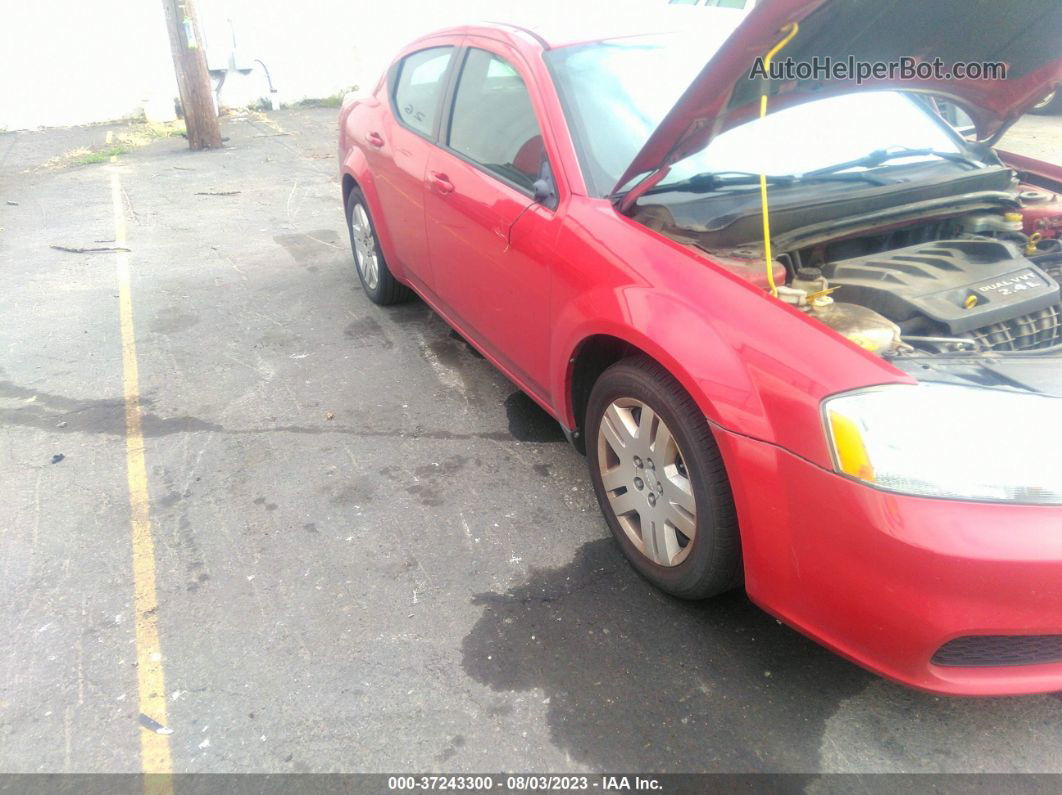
[546,34,965,196]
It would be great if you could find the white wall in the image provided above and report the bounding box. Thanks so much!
[1,1,177,130]
[1,0,656,130]
[194,0,517,109]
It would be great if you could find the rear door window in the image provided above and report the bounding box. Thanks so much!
[393,46,454,138]
[446,48,547,192]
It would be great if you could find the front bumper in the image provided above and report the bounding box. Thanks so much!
[714,425,1062,695]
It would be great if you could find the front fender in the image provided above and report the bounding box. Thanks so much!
[553,289,768,446]
[549,203,912,469]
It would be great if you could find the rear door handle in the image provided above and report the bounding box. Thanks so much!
[366,131,385,148]
[429,171,454,195]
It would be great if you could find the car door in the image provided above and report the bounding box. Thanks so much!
[424,43,562,400]
[363,43,457,292]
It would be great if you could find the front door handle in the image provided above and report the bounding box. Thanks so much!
[366,131,385,148]
[429,171,454,195]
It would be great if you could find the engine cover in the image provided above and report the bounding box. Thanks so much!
[822,239,1061,335]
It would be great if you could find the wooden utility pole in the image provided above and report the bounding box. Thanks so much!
[161,0,222,149]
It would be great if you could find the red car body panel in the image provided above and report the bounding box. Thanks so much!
[339,19,1062,694]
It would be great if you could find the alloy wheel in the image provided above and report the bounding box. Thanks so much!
[350,202,380,291]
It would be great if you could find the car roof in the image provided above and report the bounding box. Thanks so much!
[424,6,745,51]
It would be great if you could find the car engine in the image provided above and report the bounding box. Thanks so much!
[817,236,1062,353]
[772,203,1062,356]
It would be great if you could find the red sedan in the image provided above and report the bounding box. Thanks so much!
[339,0,1062,694]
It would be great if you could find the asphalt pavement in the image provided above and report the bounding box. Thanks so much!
[1,107,1060,775]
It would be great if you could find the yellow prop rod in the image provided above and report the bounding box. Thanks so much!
[759,21,799,297]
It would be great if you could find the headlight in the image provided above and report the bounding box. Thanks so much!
[823,383,1062,504]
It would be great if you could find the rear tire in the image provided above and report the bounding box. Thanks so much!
[586,356,742,599]
[345,187,412,305]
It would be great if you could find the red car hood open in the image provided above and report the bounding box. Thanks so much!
[615,0,1062,194]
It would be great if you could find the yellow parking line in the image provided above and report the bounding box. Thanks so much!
[109,137,174,790]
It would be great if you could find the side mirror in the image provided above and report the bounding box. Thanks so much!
[532,178,555,205]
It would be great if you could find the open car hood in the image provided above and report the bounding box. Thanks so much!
[614,0,1062,194]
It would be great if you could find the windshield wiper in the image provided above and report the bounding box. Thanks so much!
[641,169,894,197]
[804,146,982,177]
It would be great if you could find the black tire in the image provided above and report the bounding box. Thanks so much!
[345,187,412,305]
[586,356,741,599]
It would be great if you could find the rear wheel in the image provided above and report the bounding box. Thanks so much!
[345,187,412,305]
[586,356,741,599]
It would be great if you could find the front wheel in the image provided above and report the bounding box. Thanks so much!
[345,187,411,305]
[586,356,741,599]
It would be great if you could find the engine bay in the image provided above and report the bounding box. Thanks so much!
[633,176,1062,358]
[821,237,1061,353]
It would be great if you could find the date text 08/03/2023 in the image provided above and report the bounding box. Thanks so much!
[386,775,664,791]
